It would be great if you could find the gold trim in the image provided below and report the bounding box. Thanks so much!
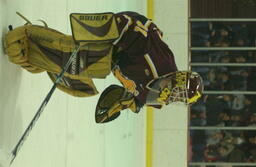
[144,54,159,78]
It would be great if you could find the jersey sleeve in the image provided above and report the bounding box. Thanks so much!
[113,11,162,48]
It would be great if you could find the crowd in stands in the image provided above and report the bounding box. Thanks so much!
[191,51,256,92]
[190,129,256,164]
[189,22,256,165]
[191,22,256,47]
[190,94,256,127]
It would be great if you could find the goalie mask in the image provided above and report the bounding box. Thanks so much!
[146,71,203,105]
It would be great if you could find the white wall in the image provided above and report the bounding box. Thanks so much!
[152,0,189,167]
[0,0,190,167]
[0,1,147,167]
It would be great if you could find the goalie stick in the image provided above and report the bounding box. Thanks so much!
[8,43,81,165]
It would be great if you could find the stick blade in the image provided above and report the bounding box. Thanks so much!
[0,149,13,167]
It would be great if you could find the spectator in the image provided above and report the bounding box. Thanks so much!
[205,95,232,126]
[190,99,207,126]
[191,22,213,47]
[228,148,246,162]
[205,130,224,145]
[191,130,207,162]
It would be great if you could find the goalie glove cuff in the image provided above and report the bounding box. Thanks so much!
[95,85,141,123]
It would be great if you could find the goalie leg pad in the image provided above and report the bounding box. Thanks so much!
[4,25,45,73]
[4,13,115,97]
[47,72,98,97]
[4,23,114,78]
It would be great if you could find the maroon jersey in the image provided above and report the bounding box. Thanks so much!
[112,11,178,106]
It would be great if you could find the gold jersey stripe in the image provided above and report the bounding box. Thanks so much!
[144,53,159,78]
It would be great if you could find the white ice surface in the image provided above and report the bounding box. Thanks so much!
[0,0,147,167]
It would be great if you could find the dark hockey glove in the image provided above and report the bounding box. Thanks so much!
[95,85,140,123]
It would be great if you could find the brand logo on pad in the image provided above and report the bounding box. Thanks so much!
[79,15,108,21]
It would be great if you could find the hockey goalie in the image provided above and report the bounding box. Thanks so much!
[3,11,204,123]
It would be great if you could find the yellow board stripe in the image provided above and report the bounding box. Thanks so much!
[147,0,154,20]
[146,0,154,167]
[146,107,153,167]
